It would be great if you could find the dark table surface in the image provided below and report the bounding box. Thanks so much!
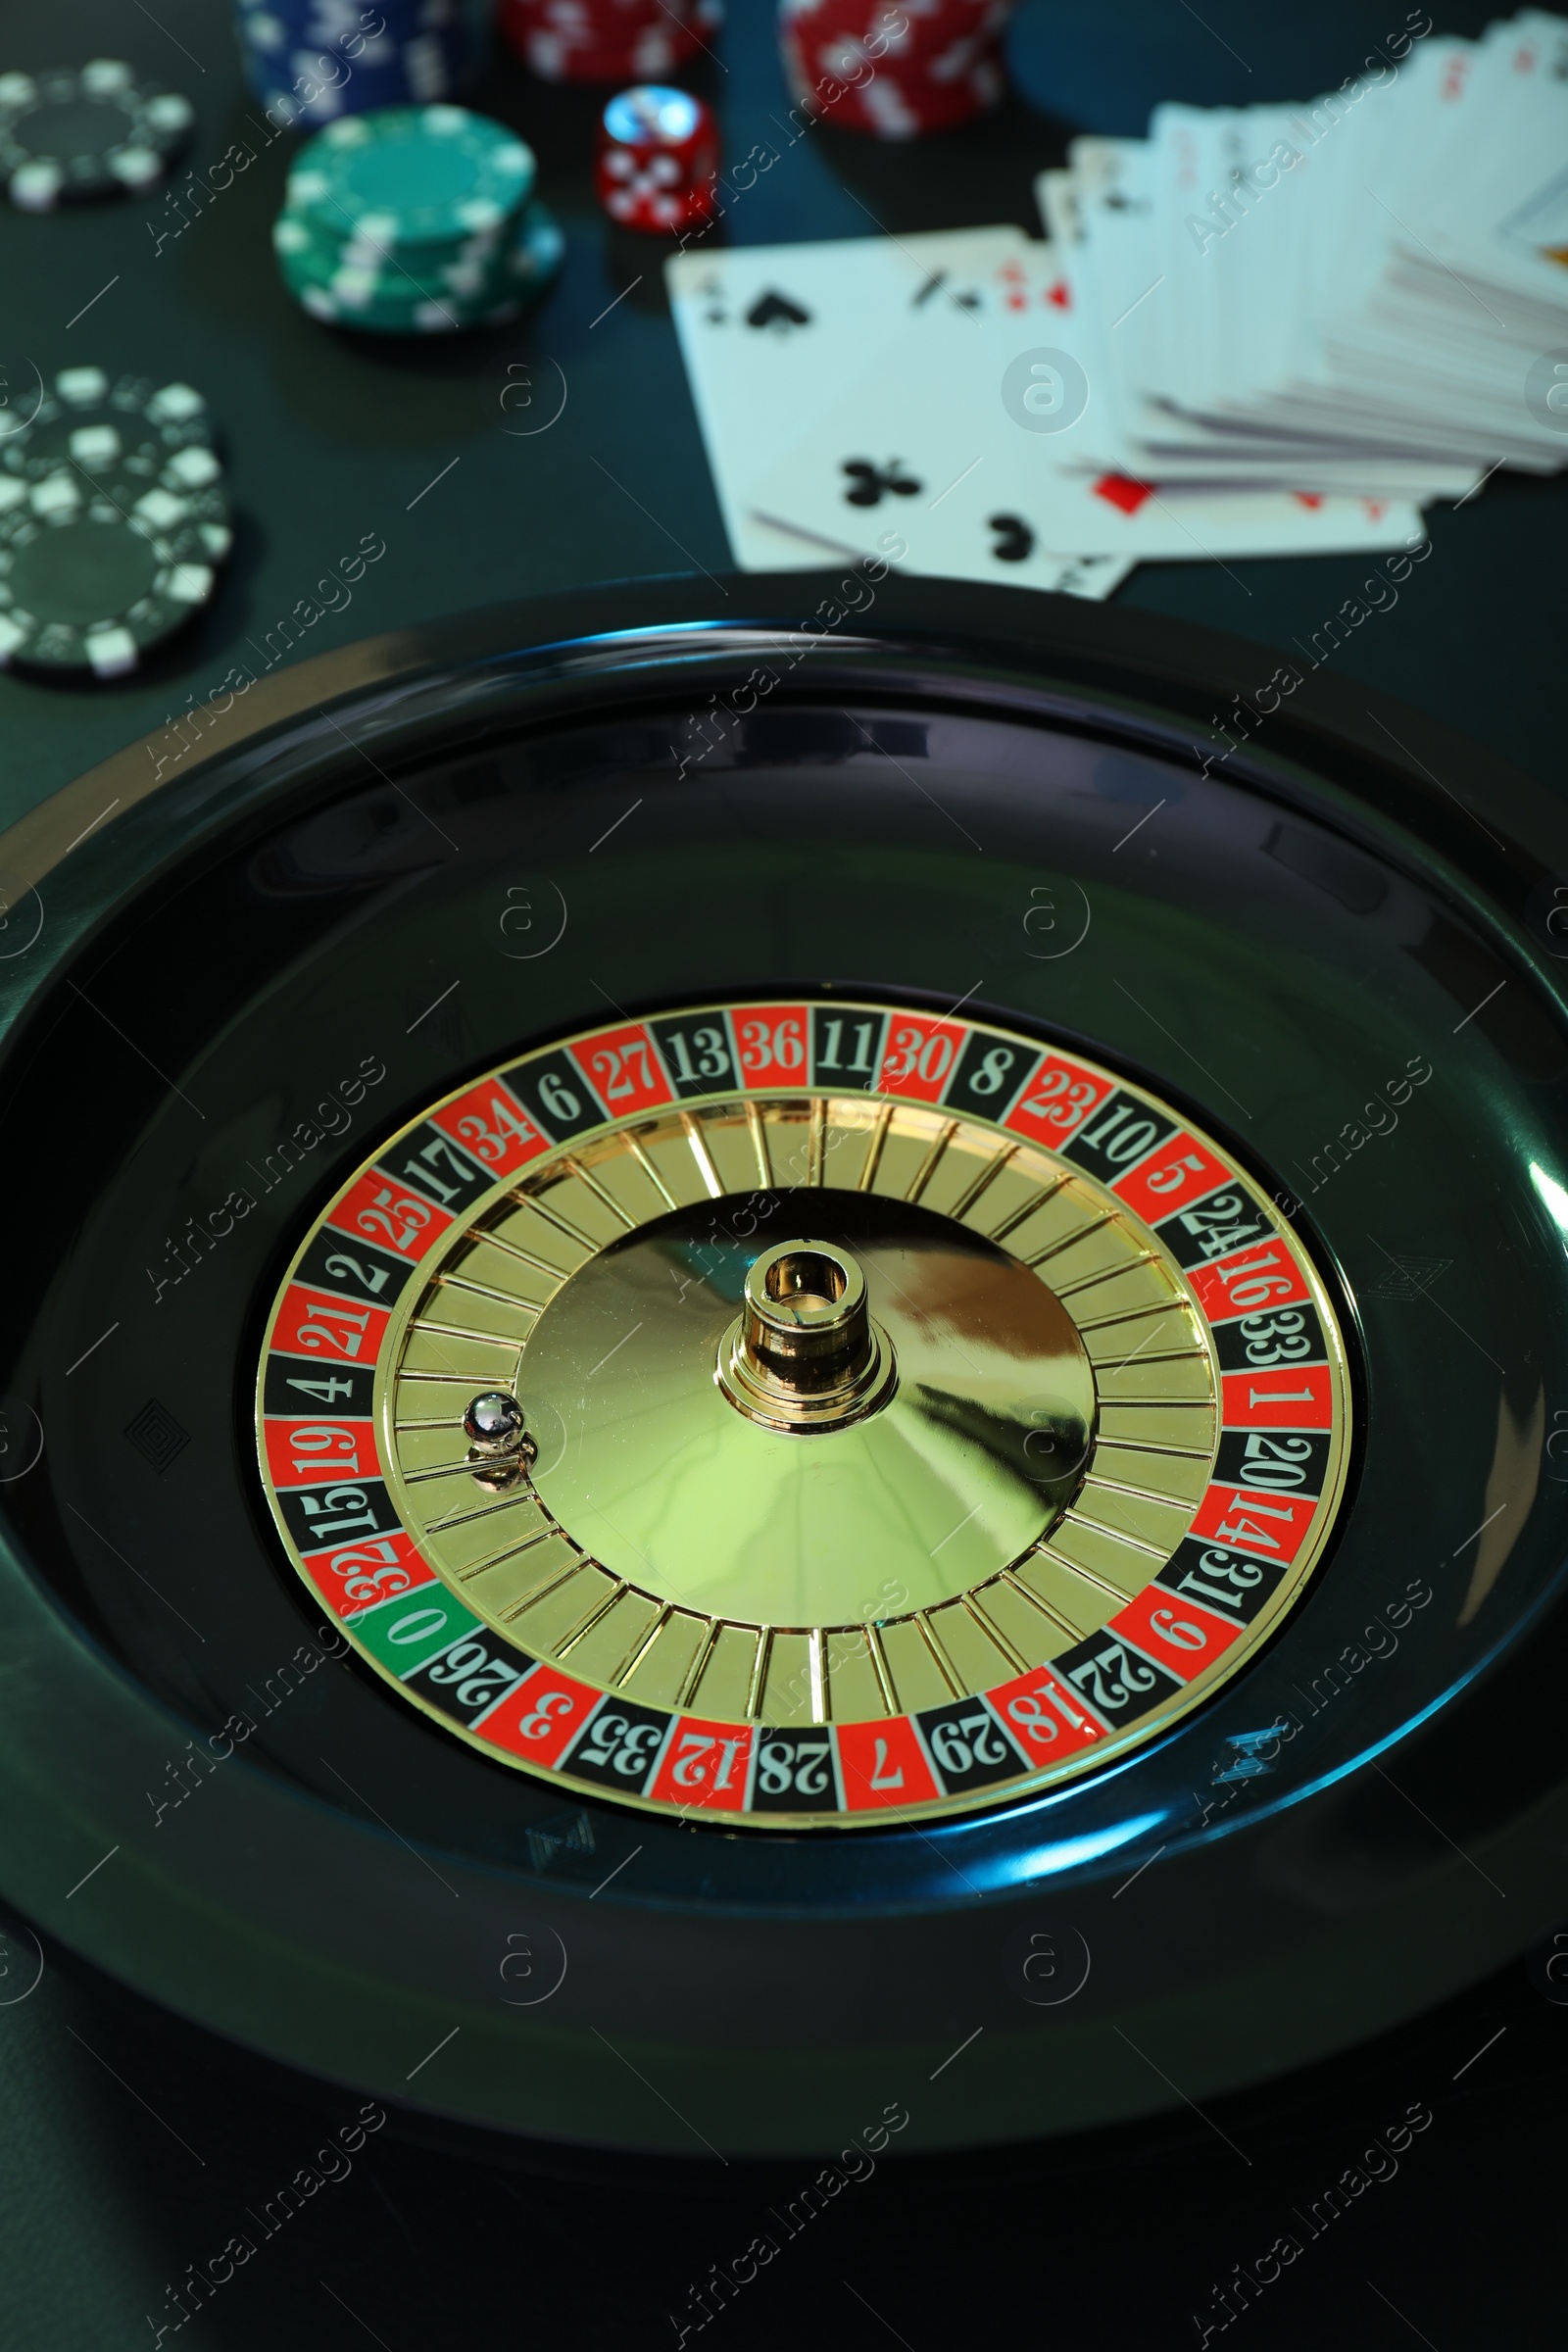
[1,2,1565,2347]
[2,0,1564,826]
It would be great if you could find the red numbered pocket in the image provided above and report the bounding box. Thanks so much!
[567,1024,673,1118]
[877,1013,966,1103]
[648,1718,755,1812]
[268,1283,391,1365]
[1105,1585,1241,1685]
[984,1665,1108,1758]
[1004,1054,1114,1146]
[731,1004,810,1090]
[836,1717,940,1811]
[430,1079,549,1178]
[479,1667,605,1758]
[327,1170,454,1260]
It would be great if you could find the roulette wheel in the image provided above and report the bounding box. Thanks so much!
[0,571,1564,2161]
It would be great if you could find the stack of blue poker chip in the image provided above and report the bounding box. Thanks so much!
[232,0,488,130]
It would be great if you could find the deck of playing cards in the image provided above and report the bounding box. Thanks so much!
[665,10,1568,594]
[1045,10,1568,509]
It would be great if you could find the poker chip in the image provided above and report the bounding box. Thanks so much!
[285,106,535,249]
[509,201,566,291]
[123,453,234,558]
[0,466,220,676]
[0,368,215,486]
[0,60,193,210]
[497,0,721,84]
[232,0,483,128]
[273,107,559,336]
[778,0,1015,139]
[275,194,562,334]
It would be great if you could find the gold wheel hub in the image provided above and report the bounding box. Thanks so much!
[515,1200,1096,1629]
[718,1236,894,1431]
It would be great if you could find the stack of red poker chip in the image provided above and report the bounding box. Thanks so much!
[496,0,720,82]
[778,0,1016,138]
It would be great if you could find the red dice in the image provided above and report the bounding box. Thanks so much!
[596,85,719,231]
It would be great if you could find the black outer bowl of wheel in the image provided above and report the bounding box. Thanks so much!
[1,573,1566,2160]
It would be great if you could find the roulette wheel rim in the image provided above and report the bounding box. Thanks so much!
[1,573,1565,2158]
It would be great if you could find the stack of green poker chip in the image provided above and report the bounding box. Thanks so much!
[271,105,563,336]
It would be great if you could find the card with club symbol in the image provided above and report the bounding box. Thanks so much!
[665,226,1038,572]
[748,237,1425,568]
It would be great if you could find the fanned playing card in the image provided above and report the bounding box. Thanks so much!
[750,239,1424,566]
